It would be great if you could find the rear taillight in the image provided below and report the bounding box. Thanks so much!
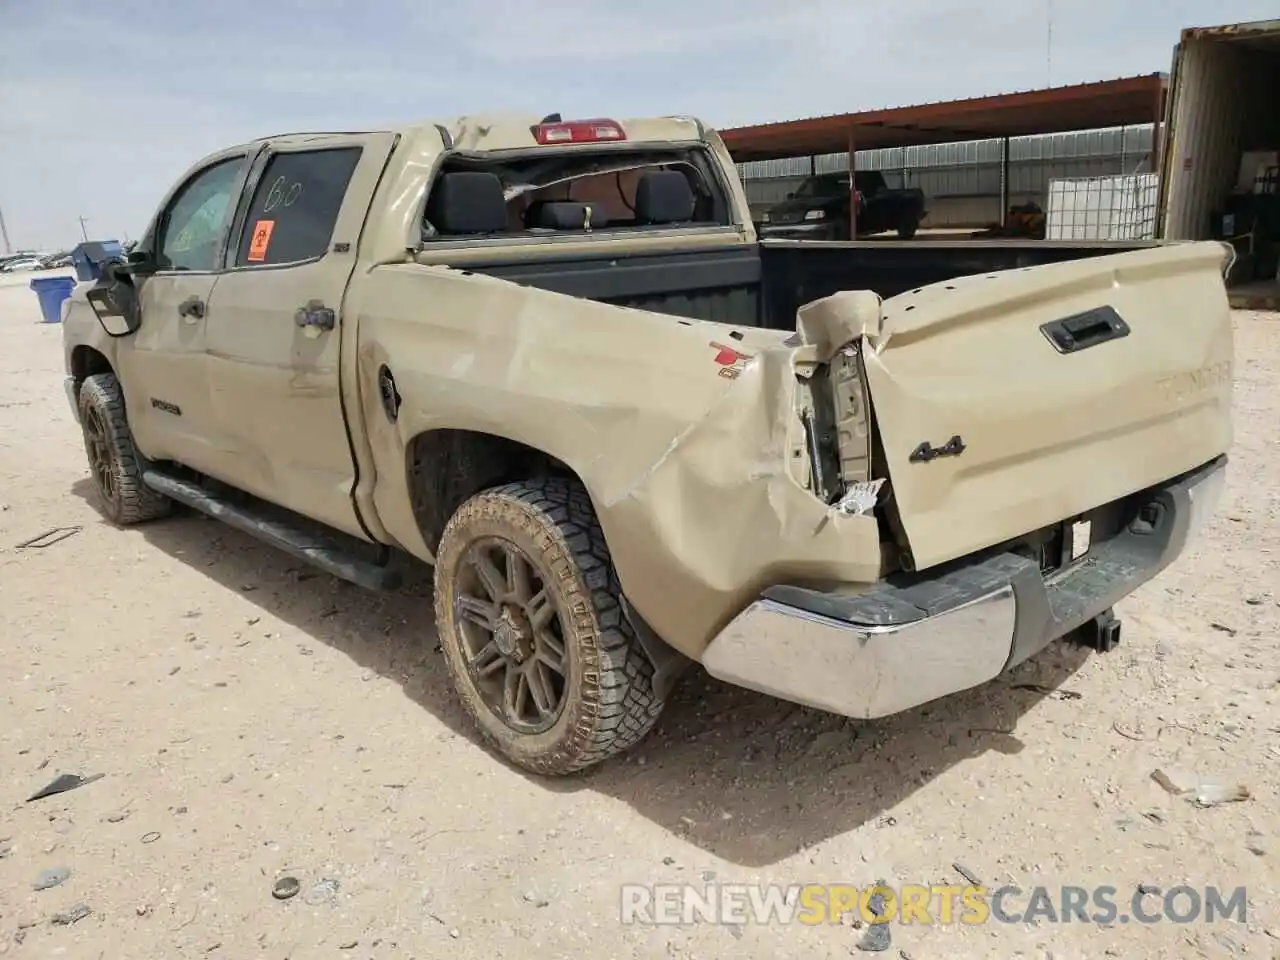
[531,118,626,145]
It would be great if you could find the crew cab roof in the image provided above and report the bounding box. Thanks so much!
[251,114,710,154]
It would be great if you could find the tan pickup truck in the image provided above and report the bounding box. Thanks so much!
[63,113,1233,775]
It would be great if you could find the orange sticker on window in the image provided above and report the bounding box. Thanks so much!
[247,219,275,262]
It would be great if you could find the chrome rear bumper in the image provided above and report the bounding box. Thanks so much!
[701,456,1227,720]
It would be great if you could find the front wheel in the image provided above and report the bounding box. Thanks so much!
[433,478,666,775]
[77,372,173,526]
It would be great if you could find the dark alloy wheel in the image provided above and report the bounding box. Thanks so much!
[76,373,172,526]
[455,536,569,734]
[433,478,666,775]
[83,402,118,505]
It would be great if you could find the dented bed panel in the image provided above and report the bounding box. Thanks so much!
[859,242,1234,572]
[352,263,882,658]
[597,347,883,657]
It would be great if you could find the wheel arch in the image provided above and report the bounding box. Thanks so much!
[69,344,114,382]
[404,427,693,698]
[66,345,115,410]
[404,427,582,557]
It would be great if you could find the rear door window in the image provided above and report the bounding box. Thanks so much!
[234,147,362,267]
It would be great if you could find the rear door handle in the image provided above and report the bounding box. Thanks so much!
[295,300,336,331]
[177,296,205,319]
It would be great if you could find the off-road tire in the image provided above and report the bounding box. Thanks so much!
[77,372,173,525]
[433,478,665,775]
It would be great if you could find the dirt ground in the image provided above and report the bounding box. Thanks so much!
[0,274,1277,960]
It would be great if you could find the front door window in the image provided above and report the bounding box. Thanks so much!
[156,157,244,272]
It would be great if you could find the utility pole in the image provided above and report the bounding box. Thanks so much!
[0,205,11,255]
[1046,0,1054,87]
[78,216,90,242]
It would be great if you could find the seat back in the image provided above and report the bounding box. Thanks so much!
[634,171,695,225]
[426,172,508,235]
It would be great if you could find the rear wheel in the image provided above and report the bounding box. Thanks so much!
[77,372,172,525]
[433,478,665,775]
[897,216,919,239]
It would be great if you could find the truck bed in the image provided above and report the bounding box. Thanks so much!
[447,244,763,326]
[758,238,1165,325]
[459,237,1164,331]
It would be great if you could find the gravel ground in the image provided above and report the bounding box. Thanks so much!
[0,277,1276,960]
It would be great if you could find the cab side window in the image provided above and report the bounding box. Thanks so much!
[156,157,244,272]
[234,147,362,267]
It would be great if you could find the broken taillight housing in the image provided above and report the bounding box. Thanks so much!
[531,119,627,145]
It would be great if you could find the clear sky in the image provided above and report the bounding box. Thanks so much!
[2,0,1276,251]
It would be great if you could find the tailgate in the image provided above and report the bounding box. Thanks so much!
[861,242,1234,571]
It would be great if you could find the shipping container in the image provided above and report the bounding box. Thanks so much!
[1158,19,1280,295]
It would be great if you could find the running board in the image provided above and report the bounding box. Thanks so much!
[142,469,403,591]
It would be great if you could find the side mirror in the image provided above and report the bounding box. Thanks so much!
[120,250,159,278]
[85,261,142,337]
[785,191,796,199]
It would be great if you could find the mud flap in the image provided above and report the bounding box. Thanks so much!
[622,596,693,700]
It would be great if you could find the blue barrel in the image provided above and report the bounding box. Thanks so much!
[30,276,77,324]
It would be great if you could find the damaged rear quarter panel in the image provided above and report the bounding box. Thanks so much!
[352,264,882,658]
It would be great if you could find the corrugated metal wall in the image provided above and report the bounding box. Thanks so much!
[1162,36,1280,239]
[738,125,1156,227]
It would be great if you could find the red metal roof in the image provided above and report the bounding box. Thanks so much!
[719,74,1168,161]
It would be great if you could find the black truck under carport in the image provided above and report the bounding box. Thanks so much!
[462,237,1162,330]
[760,171,926,240]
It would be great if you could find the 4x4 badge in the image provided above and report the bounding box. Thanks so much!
[909,435,966,463]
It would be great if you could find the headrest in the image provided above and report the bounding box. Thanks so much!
[526,201,608,231]
[426,172,508,234]
[634,171,695,225]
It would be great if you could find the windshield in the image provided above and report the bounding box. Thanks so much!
[794,175,848,199]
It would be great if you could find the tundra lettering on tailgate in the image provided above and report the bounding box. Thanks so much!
[1156,360,1231,402]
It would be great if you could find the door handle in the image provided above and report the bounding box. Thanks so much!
[177,296,205,319]
[295,300,336,331]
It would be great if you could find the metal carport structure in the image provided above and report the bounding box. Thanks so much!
[718,74,1169,237]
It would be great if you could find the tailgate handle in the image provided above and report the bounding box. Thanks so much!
[1040,306,1129,354]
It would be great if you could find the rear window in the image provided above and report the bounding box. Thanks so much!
[420,147,731,242]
